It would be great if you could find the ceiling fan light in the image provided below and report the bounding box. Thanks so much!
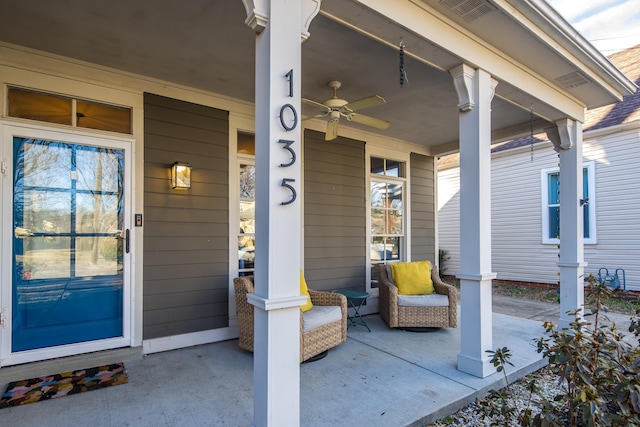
[326,118,339,141]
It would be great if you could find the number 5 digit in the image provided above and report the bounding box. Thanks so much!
[281,178,296,205]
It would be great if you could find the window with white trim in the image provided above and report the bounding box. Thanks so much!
[370,157,406,287]
[541,161,596,244]
[237,132,255,276]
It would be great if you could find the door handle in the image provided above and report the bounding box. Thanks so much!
[115,229,130,254]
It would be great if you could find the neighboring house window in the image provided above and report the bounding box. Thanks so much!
[541,161,596,244]
[370,157,406,283]
[238,132,255,276]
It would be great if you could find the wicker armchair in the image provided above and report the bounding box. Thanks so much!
[233,276,348,362]
[378,263,458,328]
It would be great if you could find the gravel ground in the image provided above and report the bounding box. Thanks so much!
[432,366,563,426]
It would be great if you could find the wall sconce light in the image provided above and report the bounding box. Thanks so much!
[171,162,192,189]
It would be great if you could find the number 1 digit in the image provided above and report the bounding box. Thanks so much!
[285,69,293,97]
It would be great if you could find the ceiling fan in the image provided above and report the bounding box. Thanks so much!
[302,81,390,141]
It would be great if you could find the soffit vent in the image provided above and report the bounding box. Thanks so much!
[438,0,496,23]
[555,71,592,89]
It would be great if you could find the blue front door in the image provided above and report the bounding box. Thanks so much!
[12,137,125,352]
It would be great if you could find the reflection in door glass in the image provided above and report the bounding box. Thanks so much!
[12,137,125,352]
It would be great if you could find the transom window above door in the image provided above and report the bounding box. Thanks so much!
[7,87,132,134]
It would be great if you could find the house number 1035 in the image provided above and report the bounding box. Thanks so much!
[279,69,297,205]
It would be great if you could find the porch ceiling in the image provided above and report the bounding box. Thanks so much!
[0,0,634,154]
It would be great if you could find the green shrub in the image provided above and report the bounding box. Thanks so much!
[439,249,451,277]
[477,275,640,426]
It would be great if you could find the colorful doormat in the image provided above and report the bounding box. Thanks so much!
[0,362,128,409]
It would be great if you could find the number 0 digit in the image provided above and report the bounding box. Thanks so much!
[279,104,298,131]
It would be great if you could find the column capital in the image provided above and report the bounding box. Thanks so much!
[301,0,322,41]
[449,65,498,112]
[450,64,476,112]
[242,0,268,33]
[545,118,576,152]
[242,0,322,41]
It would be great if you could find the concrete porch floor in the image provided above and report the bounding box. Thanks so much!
[1,296,631,426]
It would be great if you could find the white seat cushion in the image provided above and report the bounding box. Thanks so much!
[398,293,449,307]
[302,305,342,332]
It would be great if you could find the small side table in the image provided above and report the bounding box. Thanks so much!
[336,289,370,332]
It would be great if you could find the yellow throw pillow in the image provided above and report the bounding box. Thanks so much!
[300,270,314,312]
[391,261,434,295]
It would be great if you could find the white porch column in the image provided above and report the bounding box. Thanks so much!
[545,119,586,329]
[450,64,498,378]
[243,1,321,426]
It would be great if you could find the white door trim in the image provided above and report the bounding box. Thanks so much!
[0,122,134,366]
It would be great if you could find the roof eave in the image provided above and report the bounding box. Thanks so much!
[519,0,637,99]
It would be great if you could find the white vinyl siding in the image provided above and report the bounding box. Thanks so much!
[436,166,461,277]
[583,129,640,290]
[490,143,559,284]
[437,126,640,291]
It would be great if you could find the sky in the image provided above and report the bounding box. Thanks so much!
[546,0,640,55]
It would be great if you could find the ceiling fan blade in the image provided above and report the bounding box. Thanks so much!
[343,95,385,112]
[302,113,330,121]
[302,98,331,114]
[347,113,390,130]
[325,118,339,141]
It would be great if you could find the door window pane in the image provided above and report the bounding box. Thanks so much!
[21,237,71,280]
[75,236,120,276]
[22,140,72,189]
[22,190,71,233]
[76,148,122,192]
[76,193,120,234]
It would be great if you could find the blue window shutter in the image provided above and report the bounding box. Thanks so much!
[548,173,560,239]
[583,167,589,238]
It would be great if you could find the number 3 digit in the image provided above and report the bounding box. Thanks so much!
[278,139,296,167]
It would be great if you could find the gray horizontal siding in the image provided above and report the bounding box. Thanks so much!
[410,153,436,263]
[304,130,366,291]
[143,93,230,339]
